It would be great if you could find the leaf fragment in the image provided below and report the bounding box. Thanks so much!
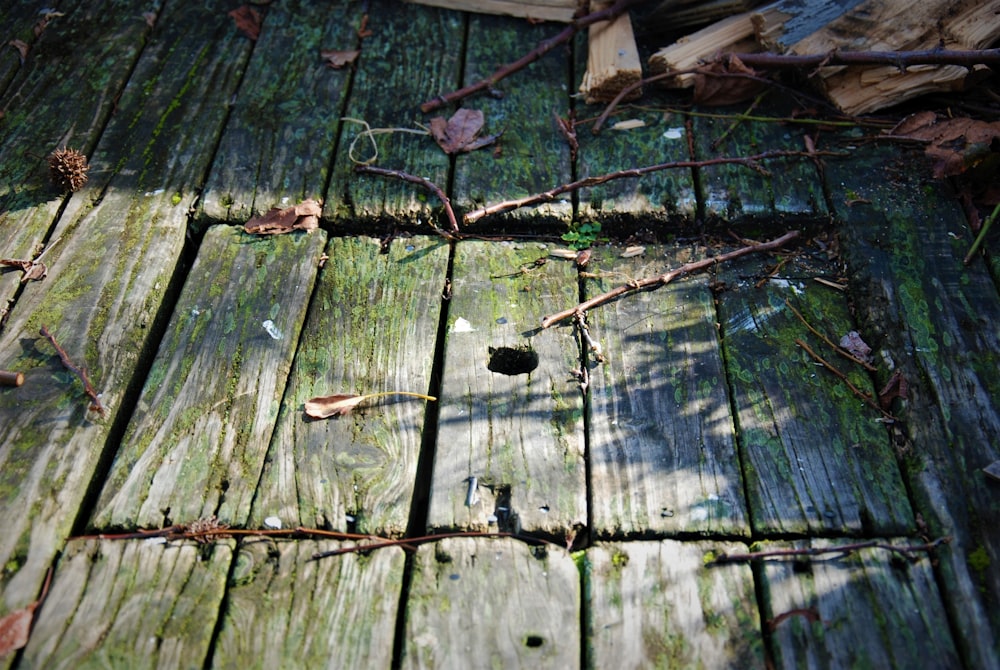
[244,199,321,235]
[693,55,765,106]
[0,258,46,282]
[304,391,436,419]
[428,108,500,155]
[229,5,262,41]
[890,112,1000,178]
[321,49,359,69]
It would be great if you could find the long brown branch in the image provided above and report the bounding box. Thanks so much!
[355,165,458,237]
[541,231,800,329]
[40,325,105,416]
[419,0,644,114]
[465,150,839,224]
[709,536,950,565]
[735,47,1000,70]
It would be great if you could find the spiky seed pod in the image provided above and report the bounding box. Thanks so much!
[47,147,90,192]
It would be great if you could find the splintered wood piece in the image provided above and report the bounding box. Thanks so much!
[402,0,579,22]
[250,237,448,536]
[401,537,580,668]
[428,242,586,537]
[648,11,759,88]
[759,538,960,668]
[21,539,232,667]
[91,226,325,529]
[751,0,866,52]
[214,540,404,667]
[585,245,749,538]
[580,1,643,103]
[588,541,763,668]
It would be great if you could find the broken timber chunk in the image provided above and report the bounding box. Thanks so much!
[402,0,580,22]
[751,0,866,52]
[648,10,759,87]
[580,1,643,102]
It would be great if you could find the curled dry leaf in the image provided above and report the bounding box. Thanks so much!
[0,567,51,657]
[304,391,436,419]
[321,49,359,69]
[693,55,765,106]
[8,39,28,62]
[890,112,1000,178]
[0,258,47,282]
[839,330,873,364]
[228,5,262,41]
[244,199,321,235]
[428,108,501,155]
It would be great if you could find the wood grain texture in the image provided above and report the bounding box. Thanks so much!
[326,0,462,226]
[401,536,580,669]
[21,538,232,669]
[585,245,749,538]
[587,540,764,669]
[214,539,404,669]
[716,253,914,535]
[0,0,156,316]
[428,241,586,538]
[200,0,361,223]
[92,226,326,529]
[250,236,448,535]
[829,144,1000,669]
[452,14,572,229]
[758,538,960,669]
[0,0,250,617]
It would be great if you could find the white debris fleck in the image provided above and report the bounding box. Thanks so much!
[262,319,283,340]
[611,118,646,131]
[144,188,165,197]
[663,127,684,140]
[144,537,167,545]
[263,516,282,530]
[452,317,474,332]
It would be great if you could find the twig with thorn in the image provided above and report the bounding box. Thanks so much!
[354,165,458,237]
[708,537,950,565]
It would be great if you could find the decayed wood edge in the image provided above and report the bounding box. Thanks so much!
[403,0,580,22]
[647,11,759,88]
[428,241,586,539]
[21,539,233,667]
[828,147,1000,669]
[584,245,750,537]
[214,539,404,668]
[751,0,866,52]
[248,237,448,536]
[401,536,580,668]
[90,226,327,530]
[758,538,961,668]
[580,1,642,103]
[587,541,764,668]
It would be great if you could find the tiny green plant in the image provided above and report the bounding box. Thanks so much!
[562,221,601,250]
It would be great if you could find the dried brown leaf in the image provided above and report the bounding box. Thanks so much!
[229,5,262,41]
[1,259,47,283]
[839,330,872,364]
[8,39,28,62]
[0,606,33,657]
[321,49,359,69]
[890,113,1000,178]
[693,55,765,106]
[428,108,500,155]
[244,199,321,235]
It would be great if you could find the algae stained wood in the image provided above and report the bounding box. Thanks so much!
[428,242,586,537]
[401,537,580,669]
[214,540,404,670]
[326,0,462,225]
[0,0,250,618]
[587,540,764,669]
[21,539,233,669]
[716,254,913,535]
[451,14,572,228]
[0,0,157,313]
[92,226,326,529]
[251,237,448,535]
[585,245,748,538]
[829,145,1000,669]
[759,538,960,669]
[201,0,361,223]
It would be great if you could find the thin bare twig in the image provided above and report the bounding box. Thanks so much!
[419,0,645,113]
[39,325,105,416]
[310,530,555,560]
[708,537,950,565]
[354,165,458,237]
[795,338,896,421]
[541,231,800,329]
[465,151,841,224]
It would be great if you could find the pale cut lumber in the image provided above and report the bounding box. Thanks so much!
[588,541,764,669]
[400,537,580,669]
[21,539,233,668]
[91,225,326,530]
[580,1,643,103]
[403,0,580,22]
[214,540,405,669]
[648,11,759,87]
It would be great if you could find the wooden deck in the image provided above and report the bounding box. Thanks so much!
[1,1,998,668]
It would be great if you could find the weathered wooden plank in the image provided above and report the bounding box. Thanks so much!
[250,236,448,536]
[758,538,961,669]
[829,143,1000,669]
[0,0,157,318]
[21,538,233,668]
[326,0,463,227]
[587,540,764,669]
[452,13,572,229]
[91,226,326,530]
[0,1,84,96]
[692,100,828,224]
[575,89,698,226]
[214,539,404,669]
[584,245,749,537]
[716,252,914,535]
[0,0,250,619]
[200,0,361,224]
[401,536,580,669]
[428,241,586,538]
